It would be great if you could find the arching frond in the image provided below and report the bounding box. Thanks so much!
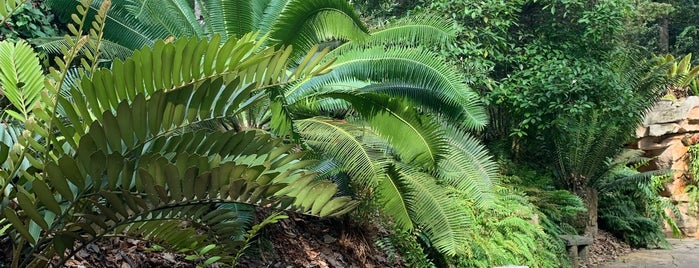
[287,47,488,130]
[296,117,387,189]
[0,40,44,122]
[329,14,455,57]
[7,134,356,266]
[386,163,471,256]
[269,0,369,53]
[62,34,331,131]
[256,0,288,37]
[221,0,254,38]
[366,14,455,46]
[437,125,498,208]
[124,0,203,38]
[198,0,226,39]
[46,0,171,49]
[31,36,134,60]
[303,91,447,168]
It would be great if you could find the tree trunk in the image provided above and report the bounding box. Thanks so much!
[575,186,599,237]
[659,16,670,53]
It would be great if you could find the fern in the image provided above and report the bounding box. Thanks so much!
[447,185,568,268]
[598,158,679,248]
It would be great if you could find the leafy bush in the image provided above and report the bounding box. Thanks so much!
[598,154,679,248]
[375,222,436,268]
[500,164,585,236]
[0,0,60,41]
[446,186,570,268]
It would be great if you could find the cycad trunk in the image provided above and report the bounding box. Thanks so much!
[574,185,599,237]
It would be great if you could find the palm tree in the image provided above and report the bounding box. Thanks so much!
[0,5,357,265]
[44,0,499,255]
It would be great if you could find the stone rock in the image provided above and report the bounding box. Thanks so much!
[642,96,699,126]
[648,123,680,137]
[635,97,699,237]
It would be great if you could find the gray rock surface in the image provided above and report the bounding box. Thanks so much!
[597,239,699,268]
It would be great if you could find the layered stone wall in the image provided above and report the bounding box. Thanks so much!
[635,96,699,236]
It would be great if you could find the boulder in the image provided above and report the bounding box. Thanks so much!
[635,97,699,236]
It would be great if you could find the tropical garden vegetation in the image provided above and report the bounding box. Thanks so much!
[0,0,695,267]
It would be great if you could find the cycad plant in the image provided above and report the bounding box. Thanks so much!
[0,1,357,267]
[552,55,668,237]
[44,0,500,256]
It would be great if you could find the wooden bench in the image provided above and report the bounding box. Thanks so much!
[560,235,593,268]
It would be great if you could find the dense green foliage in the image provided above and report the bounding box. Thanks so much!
[1,0,692,267]
[0,1,60,41]
[419,0,673,252]
[599,171,678,248]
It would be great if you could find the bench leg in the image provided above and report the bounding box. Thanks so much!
[578,245,588,265]
[568,245,579,268]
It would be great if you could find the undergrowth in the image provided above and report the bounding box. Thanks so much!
[598,159,679,248]
[446,185,571,268]
[0,0,60,41]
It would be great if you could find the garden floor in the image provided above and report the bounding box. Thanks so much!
[597,238,699,268]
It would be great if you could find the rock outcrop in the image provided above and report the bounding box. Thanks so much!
[635,96,699,236]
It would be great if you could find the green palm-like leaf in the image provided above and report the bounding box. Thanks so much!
[296,91,447,168]
[269,0,368,52]
[327,14,455,57]
[286,47,488,130]
[296,118,387,189]
[57,34,330,137]
[0,40,44,122]
[124,0,203,37]
[437,125,498,208]
[387,163,471,256]
[46,0,170,50]
[31,36,134,60]
[199,0,270,39]
[13,143,356,266]
[221,0,254,38]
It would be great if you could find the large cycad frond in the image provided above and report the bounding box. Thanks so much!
[0,40,44,122]
[31,37,134,60]
[382,163,471,256]
[46,0,170,49]
[0,34,356,266]
[437,125,499,208]
[300,91,447,168]
[286,47,488,130]
[269,0,368,53]
[326,14,455,58]
[124,0,203,37]
[200,0,255,39]
[5,132,356,266]
[554,113,624,186]
[366,14,455,46]
[296,118,388,189]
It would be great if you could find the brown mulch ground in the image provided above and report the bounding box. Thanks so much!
[1,213,395,268]
[237,213,396,268]
[583,229,635,267]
